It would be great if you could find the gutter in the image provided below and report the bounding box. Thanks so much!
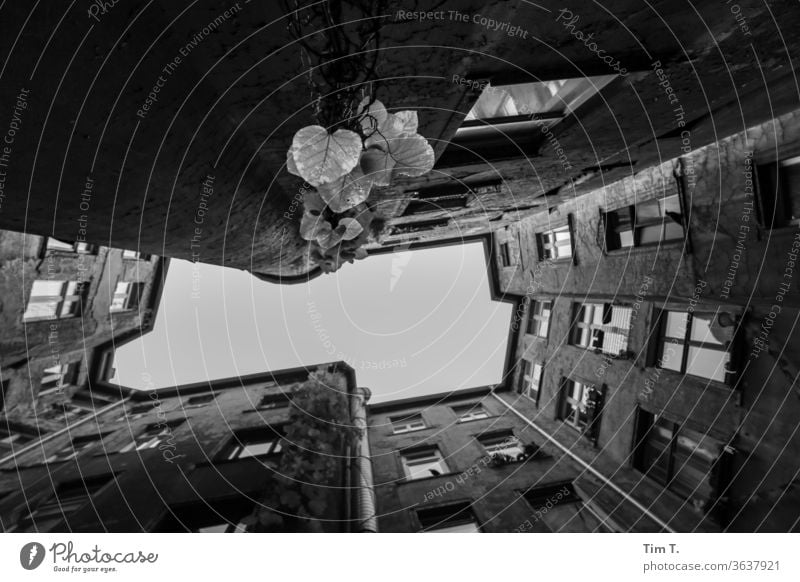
[349,386,377,532]
[0,397,130,467]
[490,390,677,533]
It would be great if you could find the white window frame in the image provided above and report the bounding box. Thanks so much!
[571,302,632,356]
[561,379,592,431]
[537,224,572,261]
[520,360,543,403]
[527,300,552,338]
[109,281,142,313]
[23,280,83,321]
[390,413,426,434]
[401,448,448,480]
[452,405,489,423]
[225,432,283,460]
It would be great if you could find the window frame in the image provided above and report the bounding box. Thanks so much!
[569,302,633,356]
[400,447,449,481]
[754,154,800,230]
[519,359,544,406]
[526,299,553,339]
[220,427,284,461]
[603,194,685,251]
[45,432,108,463]
[390,413,427,434]
[536,223,573,262]
[23,280,84,322]
[109,281,144,313]
[557,378,606,445]
[451,404,490,423]
[39,362,81,396]
[415,501,481,532]
[184,393,216,408]
[652,308,738,385]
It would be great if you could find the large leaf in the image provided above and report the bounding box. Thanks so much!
[299,210,332,242]
[389,134,435,177]
[291,125,362,187]
[337,217,364,241]
[358,97,388,137]
[317,167,374,213]
[360,146,396,186]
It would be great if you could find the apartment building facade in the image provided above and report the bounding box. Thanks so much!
[0,228,168,449]
[0,364,363,533]
[367,386,699,533]
[493,109,800,532]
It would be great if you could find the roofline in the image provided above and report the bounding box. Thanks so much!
[367,384,496,413]
[94,360,358,401]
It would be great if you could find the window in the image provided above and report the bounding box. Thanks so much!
[390,413,426,434]
[39,362,81,396]
[156,497,256,533]
[119,420,183,453]
[633,410,731,513]
[755,155,800,228]
[390,217,450,236]
[523,482,607,533]
[403,196,468,216]
[416,502,480,532]
[499,242,512,267]
[604,194,684,250]
[536,224,572,260]
[452,404,489,423]
[526,300,552,338]
[15,475,115,532]
[23,280,83,321]
[185,393,216,408]
[558,379,605,442]
[570,302,633,356]
[255,394,291,410]
[122,249,148,260]
[653,309,736,383]
[109,281,144,312]
[479,432,525,461]
[221,428,283,461]
[46,433,107,463]
[519,360,543,404]
[401,447,449,480]
[460,75,616,128]
[46,238,97,254]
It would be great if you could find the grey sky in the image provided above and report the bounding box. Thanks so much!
[112,241,512,403]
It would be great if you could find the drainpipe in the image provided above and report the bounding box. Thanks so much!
[349,386,377,532]
[0,397,130,467]
[490,390,677,533]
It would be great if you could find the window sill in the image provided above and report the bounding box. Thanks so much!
[455,415,499,424]
[651,367,738,394]
[399,471,461,485]
[391,427,431,436]
[606,240,686,256]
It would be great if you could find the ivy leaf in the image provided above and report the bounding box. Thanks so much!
[303,190,326,214]
[389,134,435,177]
[338,217,364,240]
[360,146,396,187]
[317,167,374,213]
[353,247,368,260]
[291,125,362,187]
[299,210,331,242]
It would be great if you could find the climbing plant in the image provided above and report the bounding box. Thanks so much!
[281,0,435,272]
[243,368,360,532]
